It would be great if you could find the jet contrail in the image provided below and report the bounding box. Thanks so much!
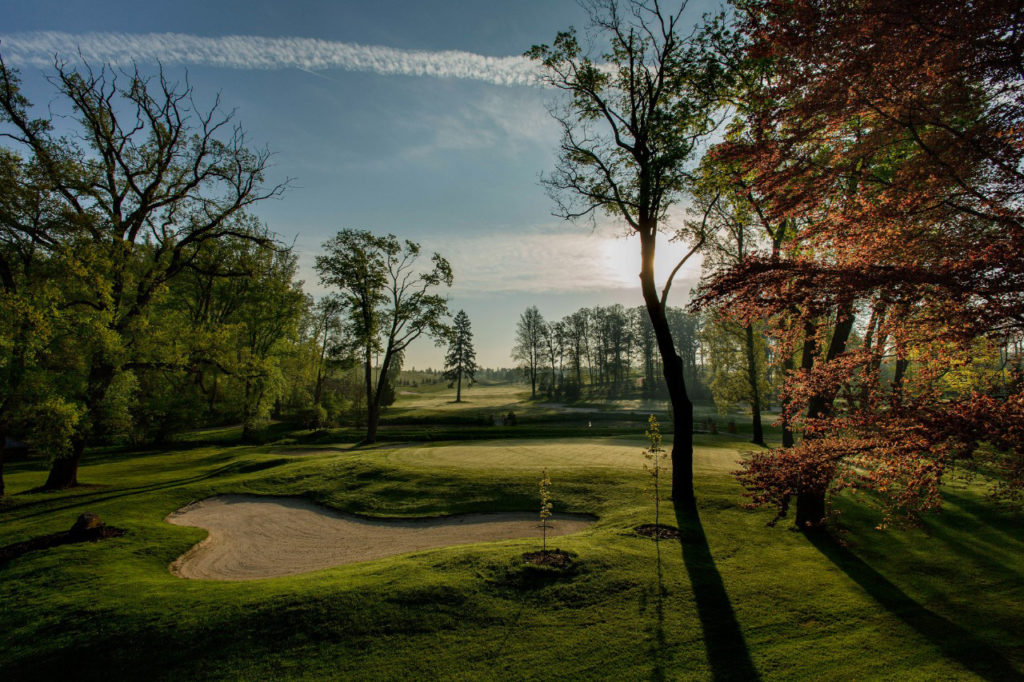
[0,31,544,87]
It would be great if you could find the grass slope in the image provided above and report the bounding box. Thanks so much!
[2,428,1021,681]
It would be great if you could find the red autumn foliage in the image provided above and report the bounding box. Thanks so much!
[697,0,1024,526]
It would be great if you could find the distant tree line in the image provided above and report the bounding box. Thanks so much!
[511,303,776,413]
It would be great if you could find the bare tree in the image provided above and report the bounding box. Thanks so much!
[513,306,546,399]
[529,0,722,503]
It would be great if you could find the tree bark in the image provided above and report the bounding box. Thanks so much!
[781,355,795,449]
[744,324,766,446]
[44,359,114,489]
[797,304,855,529]
[456,371,462,402]
[0,427,6,497]
[365,348,395,444]
[44,436,84,489]
[795,489,827,528]
[364,342,376,443]
[639,230,694,506]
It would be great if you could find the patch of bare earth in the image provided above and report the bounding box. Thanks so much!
[634,523,680,540]
[166,495,594,581]
[521,549,573,567]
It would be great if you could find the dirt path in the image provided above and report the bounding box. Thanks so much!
[166,495,595,581]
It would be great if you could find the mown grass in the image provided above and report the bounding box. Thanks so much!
[1,399,1022,680]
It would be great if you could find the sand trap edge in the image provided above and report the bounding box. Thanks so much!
[165,494,597,581]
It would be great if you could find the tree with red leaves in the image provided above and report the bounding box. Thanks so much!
[696,0,1024,527]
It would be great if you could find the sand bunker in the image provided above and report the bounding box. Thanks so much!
[167,495,595,581]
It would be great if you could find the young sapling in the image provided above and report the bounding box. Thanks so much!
[539,469,553,552]
[643,415,668,531]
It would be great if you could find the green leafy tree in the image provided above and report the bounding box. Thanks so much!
[230,247,305,441]
[0,56,285,488]
[315,230,452,443]
[443,310,477,402]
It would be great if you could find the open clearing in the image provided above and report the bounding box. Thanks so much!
[167,494,594,580]
[377,437,745,474]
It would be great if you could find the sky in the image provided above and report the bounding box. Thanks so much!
[0,0,716,369]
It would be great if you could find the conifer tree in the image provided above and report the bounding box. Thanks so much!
[443,310,477,402]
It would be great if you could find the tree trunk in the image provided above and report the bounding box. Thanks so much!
[241,377,258,442]
[44,359,113,490]
[366,347,396,444]
[795,489,827,528]
[639,230,694,506]
[366,402,380,443]
[45,436,84,489]
[456,371,462,402]
[744,324,766,446]
[0,428,6,497]
[209,372,218,414]
[796,304,855,529]
[364,343,376,443]
[781,356,795,449]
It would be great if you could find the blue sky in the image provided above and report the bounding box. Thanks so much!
[1,0,714,368]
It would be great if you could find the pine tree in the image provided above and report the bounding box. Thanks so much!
[443,310,477,402]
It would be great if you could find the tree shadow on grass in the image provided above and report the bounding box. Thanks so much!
[648,536,668,681]
[674,506,760,682]
[0,462,248,522]
[807,532,1024,682]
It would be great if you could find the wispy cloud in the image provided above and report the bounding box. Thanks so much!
[0,31,543,87]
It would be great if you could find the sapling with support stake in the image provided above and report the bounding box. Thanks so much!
[539,469,553,552]
[644,415,668,529]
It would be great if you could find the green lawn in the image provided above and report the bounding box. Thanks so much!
[1,419,1022,679]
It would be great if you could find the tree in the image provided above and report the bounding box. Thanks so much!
[230,247,305,441]
[315,230,452,443]
[529,1,722,503]
[443,310,477,402]
[309,296,347,408]
[692,163,772,445]
[561,309,591,397]
[643,414,669,530]
[699,0,1024,526]
[0,56,285,488]
[539,469,553,552]
[512,306,546,399]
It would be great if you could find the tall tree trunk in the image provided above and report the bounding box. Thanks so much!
[744,324,766,446]
[364,342,376,443]
[781,355,795,449]
[456,370,462,402]
[241,376,258,442]
[366,348,395,444]
[0,427,6,497]
[45,436,84,489]
[892,357,910,401]
[44,359,113,490]
[639,230,694,506]
[796,304,855,529]
[209,371,218,414]
[366,402,380,443]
